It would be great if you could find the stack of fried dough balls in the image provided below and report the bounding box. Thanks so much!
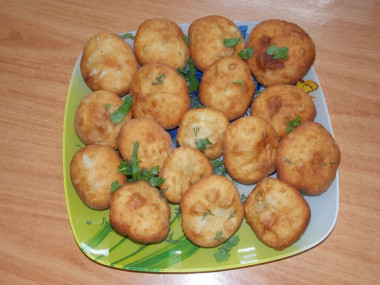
[69,16,340,250]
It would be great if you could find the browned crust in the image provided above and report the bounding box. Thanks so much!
[275,121,341,195]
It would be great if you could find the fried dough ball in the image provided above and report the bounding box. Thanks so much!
[117,118,173,170]
[80,33,139,96]
[180,175,244,247]
[223,116,279,184]
[109,181,171,243]
[188,15,245,71]
[159,147,214,204]
[177,107,229,160]
[250,85,316,138]
[134,18,190,69]
[199,56,255,121]
[70,144,126,210]
[275,121,341,195]
[244,177,311,250]
[74,90,132,149]
[130,63,190,130]
[246,19,315,87]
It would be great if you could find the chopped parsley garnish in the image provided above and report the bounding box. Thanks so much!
[238,47,253,59]
[117,141,165,187]
[201,209,215,222]
[177,58,198,93]
[214,229,224,241]
[283,157,293,164]
[214,235,240,263]
[184,34,190,46]
[232,80,244,93]
[110,95,132,124]
[195,137,212,151]
[118,32,135,40]
[229,209,236,219]
[286,116,301,134]
[211,159,227,176]
[223,38,242,47]
[193,126,200,138]
[152,73,166,85]
[105,104,111,110]
[266,45,288,60]
[240,193,247,204]
[110,180,121,193]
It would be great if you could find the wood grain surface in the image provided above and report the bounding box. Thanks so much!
[1,0,379,284]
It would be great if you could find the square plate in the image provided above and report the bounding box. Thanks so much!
[63,21,339,272]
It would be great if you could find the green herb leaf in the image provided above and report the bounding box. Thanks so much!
[214,229,224,241]
[223,38,242,47]
[229,209,236,219]
[238,47,253,59]
[184,34,190,46]
[117,141,165,188]
[240,193,247,204]
[149,176,166,187]
[286,116,301,134]
[110,180,121,192]
[195,137,212,151]
[193,126,200,138]
[105,104,111,110]
[110,95,132,124]
[214,235,240,263]
[232,80,244,93]
[152,73,166,85]
[177,58,199,93]
[118,32,135,40]
[283,157,293,164]
[131,141,141,181]
[266,45,288,60]
[201,209,215,222]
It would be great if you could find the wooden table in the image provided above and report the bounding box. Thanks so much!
[1,0,379,284]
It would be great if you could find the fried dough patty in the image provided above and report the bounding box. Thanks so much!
[74,90,132,149]
[250,84,316,138]
[246,19,315,87]
[117,118,173,170]
[223,116,279,184]
[177,107,229,159]
[134,18,190,69]
[109,181,171,243]
[70,144,126,210]
[244,177,311,250]
[188,15,245,71]
[199,56,255,121]
[159,147,213,204]
[130,63,190,130]
[180,175,244,247]
[80,33,139,96]
[275,121,341,195]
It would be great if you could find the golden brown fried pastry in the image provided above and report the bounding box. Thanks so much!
[245,177,311,250]
[188,15,245,71]
[159,147,214,204]
[134,18,190,69]
[117,118,173,170]
[199,56,255,121]
[250,85,316,138]
[180,175,244,247]
[275,121,341,195]
[246,19,315,87]
[74,90,132,149]
[109,181,171,243]
[177,107,229,160]
[130,63,190,130]
[223,116,279,184]
[80,33,139,96]
[70,144,126,210]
